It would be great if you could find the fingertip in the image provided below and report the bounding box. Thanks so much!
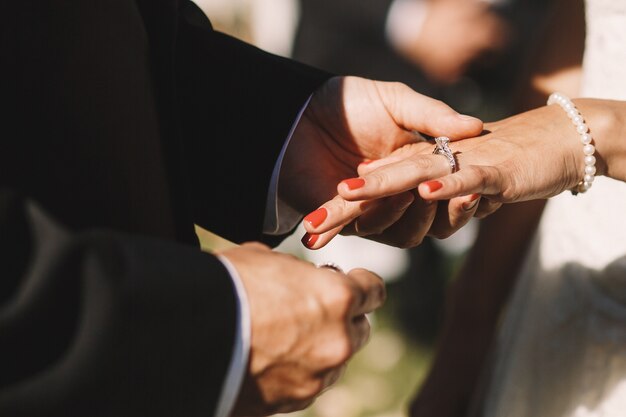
[446,114,484,138]
[422,180,443,194]
[341,178,366,191]
[337,181,364,200]
[301,233,320,249]
[303,207,328,229]
[357,159,379,176]
[461,193,481,211]
[302,227,343,250]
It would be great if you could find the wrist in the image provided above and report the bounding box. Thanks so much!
[549,95,601,193]
[573,98,624,180]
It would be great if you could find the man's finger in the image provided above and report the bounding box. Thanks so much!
[319,365,347,394]
[347,315,371,353]
[345,268,386,316]
[379,82,484,139]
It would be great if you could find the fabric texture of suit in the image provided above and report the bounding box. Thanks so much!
[0,0,330,415]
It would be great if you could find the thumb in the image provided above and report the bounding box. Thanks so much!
[379,81,483,139]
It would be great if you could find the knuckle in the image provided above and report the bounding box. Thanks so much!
[292,379,324,402]
[470,165,489,189]
[390,81,409,93]
[333,337,354,364]
[325,282,355,314]
[426,98,446,110]
[409,156,433,172]
[370,170,391,190]
[449,174,467,193]
[501,166,523,202]
[500,187,520,202]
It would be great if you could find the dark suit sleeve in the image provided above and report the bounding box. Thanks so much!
[0,191,238,417]
[176,2,332,244]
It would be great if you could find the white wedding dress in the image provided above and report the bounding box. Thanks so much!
[472,1,626,416]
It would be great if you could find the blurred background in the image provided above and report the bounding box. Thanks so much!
[194,1,548,416]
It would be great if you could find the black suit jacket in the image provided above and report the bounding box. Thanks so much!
[0,1,329,415]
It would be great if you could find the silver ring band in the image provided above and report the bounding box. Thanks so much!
[432,136,457,173]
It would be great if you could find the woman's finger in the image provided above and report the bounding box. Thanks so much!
[341,192,415,237]
[418,165,506,201]
[473,198,503,219]
[428,194,481,239]
[301,195,376,236]
[301,191,415,248]
[366,196,438,248]
[301,225,343,250]
[339,154,453,202]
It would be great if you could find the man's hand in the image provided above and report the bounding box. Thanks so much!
[280,76,483,249]
[220,243,386,416]
[305,98,624,248]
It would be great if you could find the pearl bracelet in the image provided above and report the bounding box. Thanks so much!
[547,92,596,194]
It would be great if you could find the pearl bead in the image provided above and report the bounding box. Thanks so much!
[585,165,597,175]
[585,155,596,166]
[583,144,595,155]
[547,92,595,194]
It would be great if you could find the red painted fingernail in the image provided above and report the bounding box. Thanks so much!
[342,178,366,190]
[304,208,327,228]
[359,159,374,166]
[424,180,443,193]
[462,194,481,211]
[301,233,319,248]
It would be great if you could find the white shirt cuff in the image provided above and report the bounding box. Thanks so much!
[385,0,429,51]
[214,255,252,417]
[262,95,313,236]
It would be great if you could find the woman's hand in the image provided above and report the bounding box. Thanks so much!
[281,76,484,249]
[304,99,624,248]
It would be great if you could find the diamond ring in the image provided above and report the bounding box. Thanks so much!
[432,136,457,173]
